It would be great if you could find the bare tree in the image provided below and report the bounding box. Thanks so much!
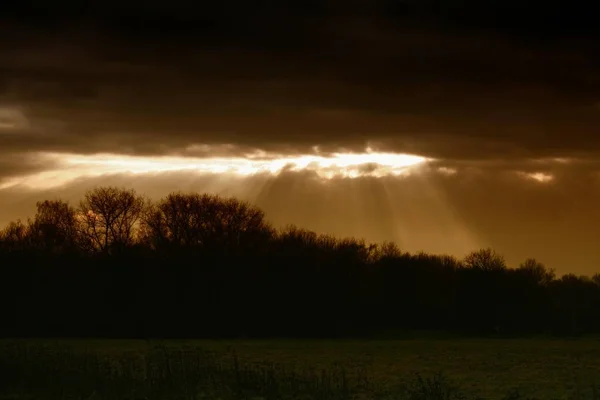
[78,187,147,253]
[0,220,31,251]
[141,192,273,250]
[29,200,79,252]
[215,197,273,249]
[518,258,555,286]
[140,192,212,248]
[375,241,402,260]
[463,248,507,271]
[277,225,319,249]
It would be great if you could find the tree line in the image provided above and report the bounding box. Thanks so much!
[1,186,599,338]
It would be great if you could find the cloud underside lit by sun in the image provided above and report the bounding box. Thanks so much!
[0,143,566,191]
[0,147,434,190]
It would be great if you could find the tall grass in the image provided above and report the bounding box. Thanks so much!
[0,341,372,400]
[1,341,599,400]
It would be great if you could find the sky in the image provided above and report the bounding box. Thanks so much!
[0,1,599,274]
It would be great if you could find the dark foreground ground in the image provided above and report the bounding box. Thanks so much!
[2,338,600,399]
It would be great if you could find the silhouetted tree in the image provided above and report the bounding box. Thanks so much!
[78,187,146,253]
[592,273,600,287]
[141,192,273,252]
[0,220,31,252]
[463,248,507,271]
[28,200,79,253]
[374,241,403,261]
[517,258,555,286]
[1,186,600,339]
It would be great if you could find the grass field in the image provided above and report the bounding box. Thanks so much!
[2,338,600,399]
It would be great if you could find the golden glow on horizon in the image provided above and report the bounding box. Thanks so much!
[0,148,431,190]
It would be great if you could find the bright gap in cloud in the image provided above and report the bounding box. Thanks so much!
[519,171,554,183]
[437,167,457,175]
[0,147,432,190]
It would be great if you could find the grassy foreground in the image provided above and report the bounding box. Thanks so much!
[2,338,600,399]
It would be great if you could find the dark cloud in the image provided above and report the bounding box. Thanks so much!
[0,154,58,182]
[0,2,598,159]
